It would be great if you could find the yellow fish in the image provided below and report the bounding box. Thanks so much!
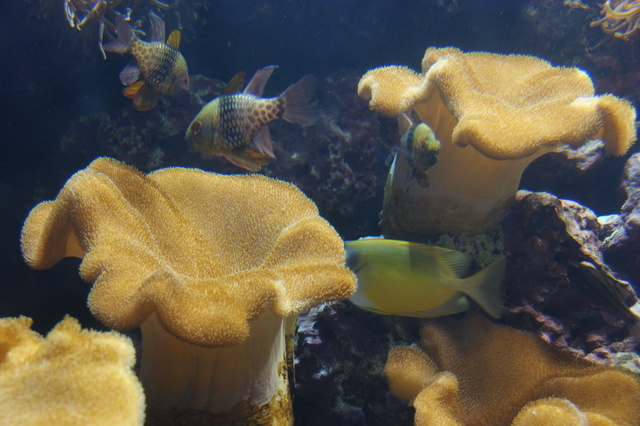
[346,238,505,318]
[104,12,189,111]
[185,65,317,172]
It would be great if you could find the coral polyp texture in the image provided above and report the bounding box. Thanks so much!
[0,315,145,426]
[20,157,356,424]
[385,313,640,425]
[358,47,637,236]
[591,0,640,41]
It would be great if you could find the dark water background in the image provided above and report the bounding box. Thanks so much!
[0,0,637,332]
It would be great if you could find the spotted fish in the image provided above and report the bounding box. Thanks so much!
[399,113,440,188]
[185,65,317,171]
[104,12,189,111]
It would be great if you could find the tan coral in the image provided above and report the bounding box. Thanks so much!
[20,157,357,424]
[0,315,145,426]
[384,313,640,425]
[358,47,637,236]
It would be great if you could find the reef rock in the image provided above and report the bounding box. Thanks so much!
[603,153,640,286]
[502,190,638,367]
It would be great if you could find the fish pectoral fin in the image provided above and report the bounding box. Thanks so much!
[224,147,273,172]
[459,257,506,319]
[167,29,182,50]
[119,62,141,86]
[249,126,276,158]
[132,83,159,111]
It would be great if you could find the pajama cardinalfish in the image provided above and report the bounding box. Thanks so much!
[399,113,440,188]
[104,12,189,111]
[346,238,505,318]
[185,65,317,172]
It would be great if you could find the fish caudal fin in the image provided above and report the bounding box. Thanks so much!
[103,15,135,53]
[281,74,318,126]
[459,257,506,319]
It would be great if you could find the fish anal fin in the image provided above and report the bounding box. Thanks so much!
[243,65,278,97]
[458,257,506,319]
[405,294,470,318]
[224,147,273,172]
[249,125,275,158]
[132,83,159,111]
[167,29,182,49]
[119,62,141,86]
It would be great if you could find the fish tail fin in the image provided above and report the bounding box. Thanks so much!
[459,257,506,319]
[103,15,135,53]
[281,74,318,126]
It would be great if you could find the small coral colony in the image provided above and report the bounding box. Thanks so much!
[4,1,640,425]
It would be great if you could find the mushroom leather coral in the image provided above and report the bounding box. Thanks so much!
[358,47,637,236]
[20,157,356,422]
[0,315,144,426]
[20,157,356,347]
[385,313,640,425]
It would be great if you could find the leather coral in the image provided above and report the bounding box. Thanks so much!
[0,315,144,426]
[358,47,637,237]
[20,157,356,424]
[384,313,640,425]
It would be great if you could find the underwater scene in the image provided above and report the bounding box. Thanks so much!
[2,0,640,424]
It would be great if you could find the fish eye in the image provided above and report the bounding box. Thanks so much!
[181,76,189,89]
[191,121,201,135]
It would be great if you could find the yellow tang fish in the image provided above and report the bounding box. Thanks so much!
[185,65,317,172]
[104,12,189,111]
[346,238,505,318]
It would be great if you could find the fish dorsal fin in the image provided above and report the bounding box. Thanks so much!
[243,65,278,97]
[410,243,472,279]
[167,29,181,49]
[223,71,247,95]
[397,112,414,135]
[148,12,165,42]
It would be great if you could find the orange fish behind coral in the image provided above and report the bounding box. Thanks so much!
[104,12,189,111]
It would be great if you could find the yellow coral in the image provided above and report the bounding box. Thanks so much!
[0,316,144,426]
[358,47,636,236]
[384,313,640,425]
[20,157,356,423]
